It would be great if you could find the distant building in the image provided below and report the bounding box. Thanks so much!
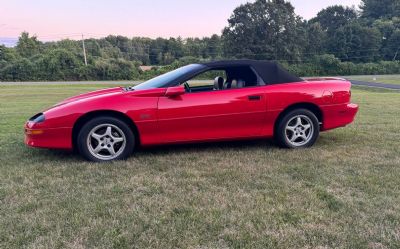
[139,66,155,72]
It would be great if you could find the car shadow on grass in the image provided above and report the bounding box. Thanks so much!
[134,131,350,156]
[25,132,349,164]
[27,148,82,162]
[27,138,276,163]
[24,133,344,163]
[135,138,277,155]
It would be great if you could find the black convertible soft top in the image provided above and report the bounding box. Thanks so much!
[135,59,303,90]
[203,60,303,84]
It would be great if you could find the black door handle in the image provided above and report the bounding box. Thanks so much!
[248,95,261,101]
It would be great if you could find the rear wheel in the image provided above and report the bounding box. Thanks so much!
[77,116,135,162]
[275,109,319,148]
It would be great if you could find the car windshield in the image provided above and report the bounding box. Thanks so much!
[133,64,205,90]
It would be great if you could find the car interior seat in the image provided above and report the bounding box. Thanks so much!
[237,79,245,88]
[214,76,224,90]
[230,79,238,88]
[223,81,231,89]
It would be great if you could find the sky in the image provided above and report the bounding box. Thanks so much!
[0,0,361,42]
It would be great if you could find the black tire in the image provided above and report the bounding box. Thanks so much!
[77,116,135,162]
[275,109,320,148]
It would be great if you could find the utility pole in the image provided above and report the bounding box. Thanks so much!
[82,34,88,66]
[147,45,150,64]
[393,47,399,61]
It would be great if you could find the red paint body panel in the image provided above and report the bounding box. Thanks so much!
[25,79,358,150]
[25,122,72,149]
[158,87,267,142]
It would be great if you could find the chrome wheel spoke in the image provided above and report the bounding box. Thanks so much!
[296,117,302,126]
[290,134,298,142]
[107,145,116,155]
[302,124,311,131]
[93,144,103,154]
[105,126,113,136]
[299,134,308,141]
[91,132,102,141]
[286,125,296,132]
[113,137,124,143]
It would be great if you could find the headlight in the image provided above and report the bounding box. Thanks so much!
[29,113,45,123]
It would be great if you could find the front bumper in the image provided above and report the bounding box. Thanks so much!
[24,121,73,150]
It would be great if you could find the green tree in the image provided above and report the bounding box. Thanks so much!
[0,45,18,63]
[84,39,102,58]
[305,22,327,55]
[385,30,400,60]
[361,0,400,20]
[166,37,184,60]
[372,18,400,60]
[43,39,81,54]
[93,58,139,80]
[0,58,35,81]
[372,18,400,39]
[16,32,41,58]
[35,49,83,80]
[149,38,166,65]
[184,38,204,59]
[222,0,305,61]
[130,37,152,64]
[204,34,222,59]
[329,23,382,62]
[310,5,358,35]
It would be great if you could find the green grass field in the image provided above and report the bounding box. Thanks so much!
[1,83,400,248]
[346,75,400,85]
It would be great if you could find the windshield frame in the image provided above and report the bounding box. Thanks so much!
[133,64,207,90]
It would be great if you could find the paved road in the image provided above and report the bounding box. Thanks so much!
[1,80,399,90]
[349,80,400,90]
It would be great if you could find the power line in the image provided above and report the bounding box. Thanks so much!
[80,39,399,55]
[81,42,400,61]
[31,33,400,58]
[15,32,400,63]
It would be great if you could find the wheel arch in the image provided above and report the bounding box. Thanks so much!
[72,110,140,150]
[273,102,323,135]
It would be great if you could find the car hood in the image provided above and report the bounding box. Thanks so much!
[55,87,125,106]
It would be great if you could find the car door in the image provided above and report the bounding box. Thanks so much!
[157,87,267,143]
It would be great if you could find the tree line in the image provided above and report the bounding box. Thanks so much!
[0,0,399,81]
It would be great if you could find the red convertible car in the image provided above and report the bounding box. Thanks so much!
[25,60,358,162]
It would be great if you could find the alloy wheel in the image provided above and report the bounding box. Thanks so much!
[284,115,314,147]
[86,124,126,160]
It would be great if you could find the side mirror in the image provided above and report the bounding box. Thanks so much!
[165,86,185,97]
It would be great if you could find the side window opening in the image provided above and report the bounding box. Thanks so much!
[181,65,261,93]
[186,70,226,90]
[225,66,259,89]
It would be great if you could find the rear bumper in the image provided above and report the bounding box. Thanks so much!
[321,103,359,131]
[24,122,73,150]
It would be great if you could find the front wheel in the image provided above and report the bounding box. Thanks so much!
[77,116,135,162]
[275,109,319,148]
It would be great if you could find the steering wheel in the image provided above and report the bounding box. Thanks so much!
[183,82,191,93]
